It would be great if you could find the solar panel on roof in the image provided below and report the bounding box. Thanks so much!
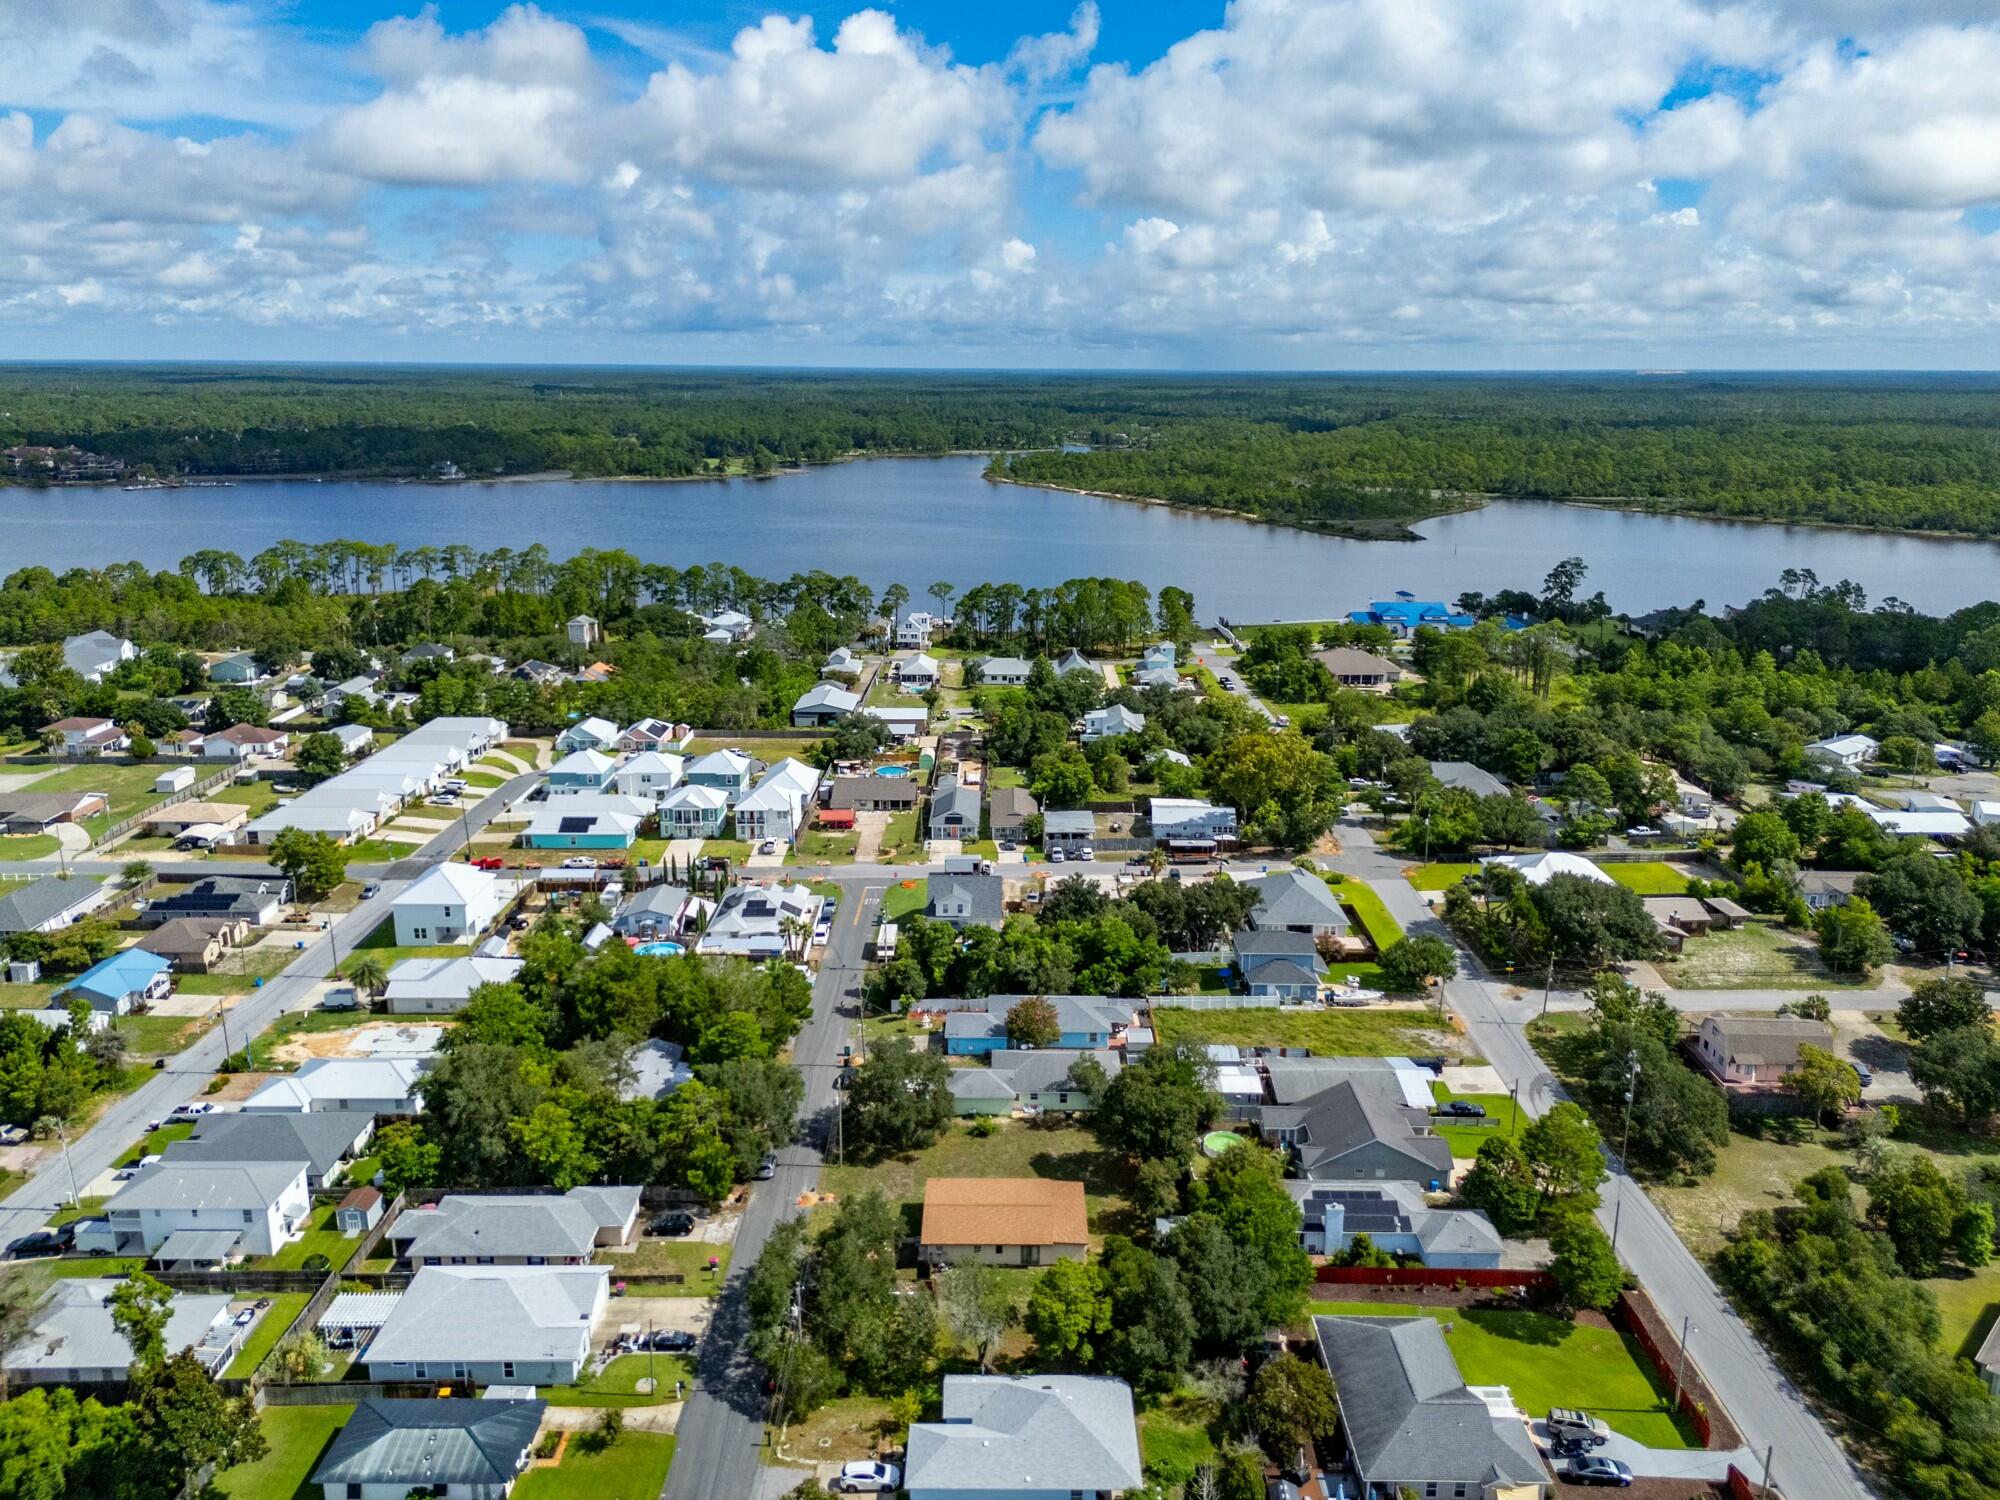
[557,816,594,833]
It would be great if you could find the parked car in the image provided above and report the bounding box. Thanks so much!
[755,1154,778,1180]
[758,840,778,855]
[832,1460,902,1494]
[651,1329,697,1352]
[1563,1454,1633,1487]
[360,882,381,899]
[650,1211,696,1238]
[471,856,506,870]
[1437,1100,1486,1118]
[9,1229,69,1259]
[1048,848,1065,863]
[1077,845,1095,861]
[561,856,598,869]
[169,1102,217,1122]
[1547,1409,1611,1448]
[1853,1061,1874,1086]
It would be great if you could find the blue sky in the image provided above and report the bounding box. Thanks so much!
[2,0,1999,367]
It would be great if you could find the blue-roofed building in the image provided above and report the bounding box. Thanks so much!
[1347,598,1477,636]
[56,948,173,1015]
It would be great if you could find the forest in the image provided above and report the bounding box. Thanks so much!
[6,366,2000,538]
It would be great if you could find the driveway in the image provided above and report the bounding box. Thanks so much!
[852,813,888,863]
[1529,1420,1752,1484]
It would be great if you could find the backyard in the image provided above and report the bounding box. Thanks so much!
[542,1353,696,1407]
[1605,862,1695,895]
[514,1432,675,1500]
[216,1403,350,1500]
[1328,874,1403,954]
[1660,916,1873,991]
[1309,1300,1701,1448]
[1153,1005,1465,1059]
[224,1292,313,1377]
[254,1204,359,1272]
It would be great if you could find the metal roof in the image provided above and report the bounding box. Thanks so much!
[905,1376,1142,1494]
[312,1398,546,1488]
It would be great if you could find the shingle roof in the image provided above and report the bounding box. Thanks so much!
[1701,1015,1832,1067]
[0,877,98,934]
[109,1160,304,1213]
[168,1110,371,1178]
[5,1279,232,1379]
[905,1376,1142,1495]
[365,1265,606,1365]
[1246,868,1350,930]
[312,1398,546,1488]
[928,873,1004,924]
[1267,1079,1453,1179]
[921,1178,1087,1248]
[1430,760,1509,798]
[391,1193,603,1261]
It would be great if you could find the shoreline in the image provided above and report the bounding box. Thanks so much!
[981,469,1471,541]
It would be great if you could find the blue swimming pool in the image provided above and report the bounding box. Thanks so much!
[634,941,685,956]
[873,766,911,777]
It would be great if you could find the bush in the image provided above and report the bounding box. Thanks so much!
[967,1116,998,1138]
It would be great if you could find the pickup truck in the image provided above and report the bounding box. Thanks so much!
[470,856,506,870]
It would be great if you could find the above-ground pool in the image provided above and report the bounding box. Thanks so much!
[873,766,911,777]
[634,941,685,956]
[1201,1131,1246,1159]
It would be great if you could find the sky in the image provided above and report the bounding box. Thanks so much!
[4,0,2000,368]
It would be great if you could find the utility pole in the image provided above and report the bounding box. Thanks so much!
[1759,1444,1774,1498]
[1611,1049,1640,1252]
[55,1121,82,1209]
[1670,1314,1694,1409]
[1540,953,1555,1016]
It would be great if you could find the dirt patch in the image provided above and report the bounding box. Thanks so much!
[207,1070,284,1101]
[270,1021,447,1064]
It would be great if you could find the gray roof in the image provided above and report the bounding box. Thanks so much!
[929,874,1005,925]
[1314,1316,1547,1488]
[109,1160,304,1212]
[6,1279,233,1378]
[1234,925,1328,987]
[1266,1080,1453,1179]
[0,877,97,934]
[1699,1015,1833,1067]
[1041,809,1094,836]
[988,1048,1123,1095]
[929,776,982,831]
[313,1398,546,1488]
[977,655,1033,677]
[905,1375,1143,1495]
[390,1189,634,1261]
[947,1069,1018,1102]
[985,995,1132,1037]
[365,1266,606,1365]
[611,884,690,931]
[989,785,1040,825]
[147,876,289,920]
[154,1228,246,1263]
[1430,761,1510,798]
[169,1110,373,1178]
[827,774,919,809]
[1246,868,1351,931]
[1265,1055,1406,1106]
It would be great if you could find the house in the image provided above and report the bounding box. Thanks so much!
[1287,1182,1503,1267]
[699,882,822,958]
[206,651,261,685]
[826,774,920,813]
[5,1279,239,1386]
[80,1160,310,1258]
[1141,642,1177,672]
[63,630,137,682]
[137,917,248,973]
[990,785,1039,842]
[1313,1315,1550,1499]
[56,949,172,1015]
[1245,867,1350,937]
[898,652,940,690]
[624,1038,694,1100]
[167,1109,376,1189]
[734,759,822,847]
[384,955,526,1014]
[1693,1014,1834,1087]
[524,794,648,848]
[1261,1078,1453,1185]
[566,613,601,647]
[0,790,110,834]
[1231,927,1327,999]
[1976,801,2000,829]
[1799,869,1862,913]
[617,718,686,754]
[822,646,864,679]
[893,610,939,648]
[684,748,756,802]
[1149,797,1237,849]
[323,675,380,712]
[142,876,290,927]
[973,655,1032,686]
[919,1178,1089,1268]
[0,876,107,935]
[361,1265,610,1385]
[1478,851,1613,887]
[1872,807,1972,839]
[512,659,565,687]
[199,724,290,761]
[863,705,929,741]
[1041,809,1094,853]
[554,717,620,755]
[1346,599,1478,637]
[1431,761,1509,799]
[243,1056,427,1115]
[144,800,248,838]
[657,783,729,838]
[793,682,861,727]
[928,776,982,841]
[700,608,755,642]
[337,1186,385,1235]
[311,1396,547,1500]
[1082,704,1146,741]
[1134,665,1182,690]
[401,643,456,666]
[1806,733,1879,770]
[388,1186,641,1267]
[545,748,617,795]
[609,885,692,940]
[391,863,502,945]
[611,751,684,802]
[42,716,128,757]
[943,995,1134,1056]
[904,1375,1143,1500]
[1642,895,1714,952]
[1315,646,1404,689]
[948,1049,1122,1116]
[1052,648,1098,677]
[927,873,1005,929]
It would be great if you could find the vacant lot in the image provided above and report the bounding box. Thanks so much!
[1154,1005,1464,1059]
[1662,917,1872,991]
[793,828,858,863]
[0,834,60,861]
[542,1353,695,1407]
[1605,862,1694,895]
[36,760,185,834]
[1310,1301,1700,1449]
[1406,861,1479,891]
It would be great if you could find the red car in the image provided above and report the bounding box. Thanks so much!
[470,856,506,870]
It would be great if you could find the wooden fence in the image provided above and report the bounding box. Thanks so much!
[1611,1286,1741,1450]
[98,763,240,845]
[1313,1266,1554,1290]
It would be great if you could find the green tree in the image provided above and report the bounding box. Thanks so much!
[269,1329,333,1385]
[1457,1134,1540,1234]
[1005,994,1061,1049]
[1378,935,1458,990]
[1024,1258,1112,1368]
[1897,975,1994,1044]
[509,1099,596,1189]
[1548,1213,1623,1310]
[109,1273,173,1374]
[267,826,349,900]
[1028,747,1093,808]
[1595,1029,1730,1177]
[1788,1044,1862,1124]
[1095,1042,1220,1162]
[371,1121,440,1195]
[1910,1025,2000,1122]
[1859,854,1984,957]
[1162,1214,1269,1352]
[1520,1102,1605,1210]
[1730,810,1802,870]
[1132,1156,1183,1220]
[935,1261,1015,1373]
[1244,1353,1340,1466]
[292,731,347,782]
[1816,899,1894,975]
[1869,1156,1980,1276]
[119,860,152,889]
[343,953,389,998]
[1099,1237,1195,1394]
[845,1039,953,1160]
[130,1351,267,1494]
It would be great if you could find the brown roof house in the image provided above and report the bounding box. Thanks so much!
[1314,646,1404,690]
[989,785,1040,842]
[919,1178,1088,1269]
[1692,1014,1833,1088]
[137,918,250,974]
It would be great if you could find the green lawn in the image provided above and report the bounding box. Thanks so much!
[343,838,418,862]
[217,1403,351,1500]
[1660,916,1873,991]
[0,834,60,861]
[113,1121,194,1166]
[36,760,188,832]
[793,828,859,862]
[687,736,825,762]
[602,1240,732,1292]
[225,1292,312,1377]
[1926,1265,2000,1362]
[210,781,280,818]
[1138,1399,1217,1477]
[1605,861,1694,895]
[0,980,61,1008]
[881,879,929,919]
[542,1353,696,1407]
[1329,874,1403,951]
[1310,1301,1700,1448]
[255,1204,358,1272]
[879,809,921,857]
[1406,861,1480,891]
[1428,1082,1522,1156]
[1154,1005,1459,1058]
[514,1432,676,1500]
[116,1011,216,1054]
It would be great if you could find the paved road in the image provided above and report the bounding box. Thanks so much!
[0,769,540,1245]
[1324,819,1875,1500]
[1191,641,1280,725]
[663,876,879,1500]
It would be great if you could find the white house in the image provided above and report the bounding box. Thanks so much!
[383,955,526,1014]
[42,717,128,757]
[1148,797,1237,847]
[904,1376,1143,1500]
[973,655,1032,687]
[566,614,601,647]
[63,631,136,683]
[555,717,620,754]
[894,611,941,648]
[6,1279,240,1385]
[733,758,821,846]
[243,1057,427,1115]
[1806,733,1880,770]
[80,1161,310,1258]
[391,863,502,945]
[898,653,940,690]
[1479,850,1615,886]
[613,750,685,801]
[701,608,755,642]
[362,1265,610,1385]
[1082,704,1146,741]
[700,882,822,958]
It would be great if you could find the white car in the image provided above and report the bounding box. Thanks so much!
[560,856,598,869]
[833,1460,902,1493]
[169,1102,217,1122]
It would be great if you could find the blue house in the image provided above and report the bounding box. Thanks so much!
[943,996,1135,1057]
[58,949,173,1015]
[1347,598,1477,636]
[684,749,755,804]
[545,749,617,796]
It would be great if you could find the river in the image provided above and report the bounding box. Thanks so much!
[8,455,2000,619]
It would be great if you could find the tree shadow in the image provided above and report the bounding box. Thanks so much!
[1457,1305,1571,1348]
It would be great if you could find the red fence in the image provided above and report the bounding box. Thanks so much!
[1611,1287,1740,1450]
[1313,1265,1554,1289]
[1725,1462,1780,1500]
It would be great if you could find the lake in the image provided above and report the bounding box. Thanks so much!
[8,455,2000,619]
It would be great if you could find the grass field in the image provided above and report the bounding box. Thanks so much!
[1330,875,1403,952]
[0,834,61,861]
[879,809,921,857]
[116,1011,216,1054]
[881,879,928,919]
[1428,1081,1523,1156]
[1310,1301,1700,1448]
[35,761,186,835]
[602,1239,731,1292]
[514,1432,675,1500]
[793,828,858,862]
[0,980,62,1008]
[255,1203,357,1272]
[224,1292,312,1377]
[1154,1005,1461,1059]
[1406,862,1479,891]
[542,1353,696,1407]
[1661,916,1872,991]
[217,1403,350,1500]
[687,736,824,762]
[1605,861,1695,895]
[210,781,281,818]
[113,1121,194,1165]
[1138,1395,1218,1477]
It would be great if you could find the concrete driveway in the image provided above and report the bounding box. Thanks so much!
[1529,1419,1752,1484]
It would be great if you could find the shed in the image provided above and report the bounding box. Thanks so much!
[153,765,196,794]
[337,1185,385,1234]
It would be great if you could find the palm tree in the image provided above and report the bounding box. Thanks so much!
[1145,846,1168,879]
[343,954,389,999]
